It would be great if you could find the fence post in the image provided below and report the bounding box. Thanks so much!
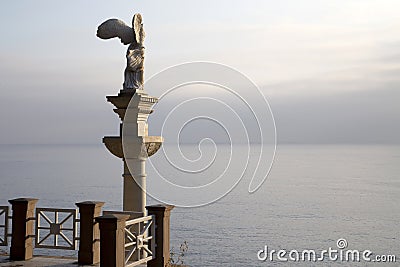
[95,214,130,267]
[146,205,174,267]
[8,198,38,260]
[76,201,104,265]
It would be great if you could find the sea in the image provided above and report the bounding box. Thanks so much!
[0,144,399,266]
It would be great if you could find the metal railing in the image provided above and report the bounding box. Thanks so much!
[35,208,78,250]
[124,215,155,267]
[0,206,9,246]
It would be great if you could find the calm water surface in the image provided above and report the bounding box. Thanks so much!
[0,144,399,266]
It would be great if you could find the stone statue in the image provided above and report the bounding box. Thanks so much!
[97,14,145,90]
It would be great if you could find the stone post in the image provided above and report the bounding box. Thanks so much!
[76,201,104,265]
[95,214,130,267]
[8,198,38,260]
[146,205,174,267]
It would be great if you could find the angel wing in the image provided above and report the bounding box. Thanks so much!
[97,19,135,45]
[133,13,145,44]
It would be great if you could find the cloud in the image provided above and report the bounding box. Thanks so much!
[1,0,399,144]
[266,63,400,144]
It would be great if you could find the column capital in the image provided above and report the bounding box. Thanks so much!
[8,197,38,206]
[96,214,130,225]
[76,201,105,209]
[146,204,174,213]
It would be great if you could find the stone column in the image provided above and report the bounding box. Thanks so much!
[95,214,130,267]
[76,201,104,265]
[8,198,38,260]
[146,205,174,267]
[123,158,146,213]
[103,90,163,214]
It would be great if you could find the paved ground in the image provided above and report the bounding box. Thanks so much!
[0,254,148,267]
[0,254,95,267]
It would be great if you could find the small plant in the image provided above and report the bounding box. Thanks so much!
[166,241,189,267]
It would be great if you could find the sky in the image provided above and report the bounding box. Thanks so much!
[0,0,399,144]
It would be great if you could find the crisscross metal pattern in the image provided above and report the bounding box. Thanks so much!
[125,215,155,267]
[35,208,78,250]
[0,206,9,246]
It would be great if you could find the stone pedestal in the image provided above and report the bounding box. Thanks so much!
[8,198,38,260]
[76,201,104,265]
[103,89,163,213]
[146,205,174,267]
[95,214,130,267]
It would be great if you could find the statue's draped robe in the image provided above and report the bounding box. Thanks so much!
[124,44,144,90]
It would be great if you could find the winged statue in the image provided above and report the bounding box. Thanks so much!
[97,13,146,90]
